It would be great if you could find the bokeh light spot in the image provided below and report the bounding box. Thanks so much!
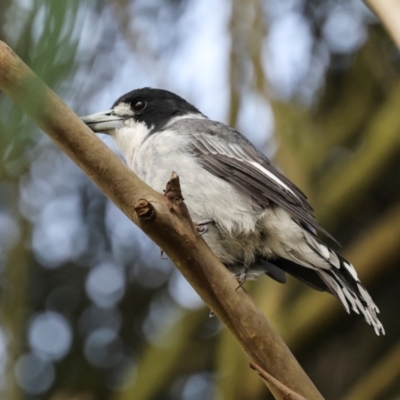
[85,263,125,308]
[14,353,55,395]
[28,311,72,360]
[84,328,123,368]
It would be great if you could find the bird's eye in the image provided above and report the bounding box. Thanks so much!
[133,100,147,112]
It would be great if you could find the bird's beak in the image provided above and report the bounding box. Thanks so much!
[80,110,125,133]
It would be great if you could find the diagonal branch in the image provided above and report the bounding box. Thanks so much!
[0,40,323,400]
[364,0,400,50]
[250,362,308,400]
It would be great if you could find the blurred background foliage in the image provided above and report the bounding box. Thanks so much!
[0,0,399,399]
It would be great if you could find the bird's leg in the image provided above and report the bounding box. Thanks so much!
[235,267,249,290]
[195,218,215,236]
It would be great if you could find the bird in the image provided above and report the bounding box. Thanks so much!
[81,87,384,335]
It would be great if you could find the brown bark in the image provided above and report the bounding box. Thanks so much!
[364,0,400,50]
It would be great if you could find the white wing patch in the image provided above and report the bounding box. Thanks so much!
[248,161,301,201]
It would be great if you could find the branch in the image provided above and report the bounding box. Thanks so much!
[364,0,400,50]
[0,40,323,400]
[250,362,307,400]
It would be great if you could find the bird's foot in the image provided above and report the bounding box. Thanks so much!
[195,218,215,236]
[235,268,248,290]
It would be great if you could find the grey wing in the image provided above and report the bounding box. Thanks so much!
[181,119,337,243]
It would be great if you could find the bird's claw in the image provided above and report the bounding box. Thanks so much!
[195,218,215,236]
[235,268,248,290]
[196,225,209,236]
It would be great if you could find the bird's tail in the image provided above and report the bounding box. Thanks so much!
[289,231,385,335]
[317,258,384,335]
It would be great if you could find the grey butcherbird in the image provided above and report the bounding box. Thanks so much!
[81,87,384,335]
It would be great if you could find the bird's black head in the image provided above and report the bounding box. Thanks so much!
[81,87,204,136]
[112,87,203,131]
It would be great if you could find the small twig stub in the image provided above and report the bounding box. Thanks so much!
[164,171,184,202]
[164,172,195,232]
[134,198,156,221]
[249,362,308,400]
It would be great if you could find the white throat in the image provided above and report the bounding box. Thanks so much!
[113,119,151,168]
[112,112,206,170]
